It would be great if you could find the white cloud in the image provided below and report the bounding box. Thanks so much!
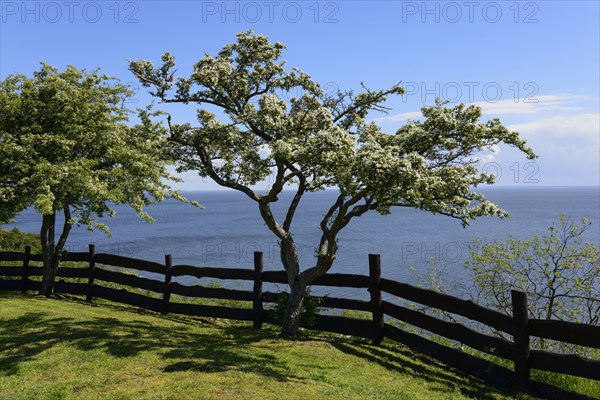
[507,113,599,182]
[369,93,593,124]
[509,113,600,140]
[477,94,590,116]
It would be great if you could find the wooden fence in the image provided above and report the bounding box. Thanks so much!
[1,246,599,400]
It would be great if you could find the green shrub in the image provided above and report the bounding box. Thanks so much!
[273,288,324,327]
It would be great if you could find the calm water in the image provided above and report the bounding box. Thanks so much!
[5,187,600,298]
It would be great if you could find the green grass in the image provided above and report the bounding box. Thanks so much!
[0,293,539,400]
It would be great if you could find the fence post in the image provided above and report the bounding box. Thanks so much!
[253,251,264,329]
[20,245,32,294]
[86,244,96,302]
[162,254,173,314]
[368,254,384,345]
[512,289,531,388]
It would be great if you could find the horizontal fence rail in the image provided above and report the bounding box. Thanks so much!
[172,265,254,281]
[382,300,514,360]
[380,278,514,334]
[529,350,600,381]
[529,319,600,349]
[1,247,599,400]
[94,253,164,275]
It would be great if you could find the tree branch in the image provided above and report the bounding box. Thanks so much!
[53,205,72,265]
[283,173,306,231]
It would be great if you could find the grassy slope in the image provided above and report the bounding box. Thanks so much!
[0,293,536,400]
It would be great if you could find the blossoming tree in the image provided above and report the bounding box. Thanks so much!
[130,31,536,337]
[0,63,192,295]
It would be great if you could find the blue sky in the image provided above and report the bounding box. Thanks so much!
[1,0,598,189]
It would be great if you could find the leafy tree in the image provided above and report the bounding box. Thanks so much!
[129,31,536,337]
[466,215,600,327]
[0,63,193,295]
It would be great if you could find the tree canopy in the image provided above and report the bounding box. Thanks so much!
[130,30,536,336]
[0,63,193,294]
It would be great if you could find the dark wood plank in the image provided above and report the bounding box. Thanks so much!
[369,254,384,345]
[29,254,44,262]
[170,282,253,301]
[56,267,89,279]
[261,291,371,312]
[0,279,23,291]
[21,246,31,293]
[94,253,164,274]
[312,273,370,288]
[86,244,96,302]
[530,350,600,381]
[261,270,287,284]
[93,285,163,312]
[529,319,600,349]
[94,268,164,293]
[162,254,172,314]
[383,301,514,360]
[25,279,41,291]
[27,266,44,277]
[381,278,513,334]
[168,302,254,321]
[0,266,24,277]
[320,296,372,312]
[307,315,373,339]
[384,324,517,389]
[511,290,530,387]
[61,252,90,262]
[253,252,264,329]
[171,265,254,281]
[53,280,88,295]
[0,252,25,262]
[262,271,370,288]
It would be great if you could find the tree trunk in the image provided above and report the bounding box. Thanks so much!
[259,197,336,338]
[39,212,56,296]
[278,235,334,338]
[281,278,307,338]
[38,206,72,297]
[40,260,59,296]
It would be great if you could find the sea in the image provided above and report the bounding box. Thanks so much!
[5,187,600,300]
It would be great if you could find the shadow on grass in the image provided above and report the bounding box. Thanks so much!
[0,293,529,399]
[0,294,294,382]
[329,339,528,399]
